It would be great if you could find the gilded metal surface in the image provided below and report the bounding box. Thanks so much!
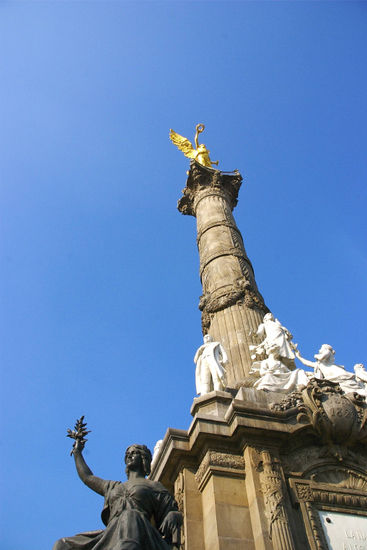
[169,123,219,168]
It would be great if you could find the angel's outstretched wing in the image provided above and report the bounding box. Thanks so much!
[169,129,196,159]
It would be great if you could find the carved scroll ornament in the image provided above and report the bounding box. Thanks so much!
[272,378,367,460]
[195,450,245,489]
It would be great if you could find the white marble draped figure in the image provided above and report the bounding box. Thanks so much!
[249,313,309,393]
[252,312,295,368]
[194,335,228,395]
[296,344,367,398]
[252,350,310,393]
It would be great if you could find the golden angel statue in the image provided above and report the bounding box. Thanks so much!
[169,124,219,168]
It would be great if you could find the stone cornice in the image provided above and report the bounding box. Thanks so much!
[150,380,367,488]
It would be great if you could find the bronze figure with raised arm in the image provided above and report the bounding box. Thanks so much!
[53,417,182,550]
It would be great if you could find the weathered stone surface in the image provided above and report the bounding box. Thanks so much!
[178,161,268,383]
[150,378,367,549]
[161,159,367,549]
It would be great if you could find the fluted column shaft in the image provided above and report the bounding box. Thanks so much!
[178,162,268,384]
[259,450,296,550]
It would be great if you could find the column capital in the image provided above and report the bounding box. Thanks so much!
[177,161,243,217]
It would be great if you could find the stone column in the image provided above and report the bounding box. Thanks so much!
[244,446,296,550]
[178,161,268,384]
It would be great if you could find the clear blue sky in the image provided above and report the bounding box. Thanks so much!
[1,2,366,549]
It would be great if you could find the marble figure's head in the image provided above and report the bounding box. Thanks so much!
[263,313,274,322]
[315,344,335,364]
[124,444,152,477]
[354,363,365,373]
[204,334,213,344]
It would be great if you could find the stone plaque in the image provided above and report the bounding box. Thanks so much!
[319,510,367,550]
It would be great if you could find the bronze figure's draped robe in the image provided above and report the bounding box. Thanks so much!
[53,478,179,550]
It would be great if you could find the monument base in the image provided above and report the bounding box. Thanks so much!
[150,381,367,550]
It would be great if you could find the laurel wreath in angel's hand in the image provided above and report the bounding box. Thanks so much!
[67,415,91,456]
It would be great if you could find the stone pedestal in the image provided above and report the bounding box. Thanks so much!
[151,382,367,550]
[161,161,367,550]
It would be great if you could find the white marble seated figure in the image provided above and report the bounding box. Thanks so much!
[194,334,228,396]
[251,346,310,393]
[295,344,366,398]
[251,312,296,369]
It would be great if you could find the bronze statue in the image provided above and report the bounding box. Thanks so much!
[53,417,182,550]
[169,123,219,168]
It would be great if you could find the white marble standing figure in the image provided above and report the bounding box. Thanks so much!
[151,439,163,465]
[194,334,228,395]
[254,312,295,368]
[295,344,366,398]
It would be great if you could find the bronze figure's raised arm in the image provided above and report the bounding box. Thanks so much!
[169,123,219,168]
[53,417,182,550]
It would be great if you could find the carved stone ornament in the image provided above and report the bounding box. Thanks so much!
[195,450,245,489]
[174,472,185,549]
[174,471,185,514]
[255,449,296,550]
[177,161,242,217]
[272,378,367,460]
[199,276,268,333]
[309,467,367,491]
[270,391,304,412]
[282,443,367,476]
[289,477,367,550]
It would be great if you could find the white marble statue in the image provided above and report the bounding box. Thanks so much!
[251,349,310,393]
[295,344,366,398]
[151,439,163,465]
[354,363,367,391]
[194,334,228,395]
[250,313,295,368]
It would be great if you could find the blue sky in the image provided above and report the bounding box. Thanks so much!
[1,2,366,549]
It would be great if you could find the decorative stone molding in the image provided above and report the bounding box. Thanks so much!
[199,247,252,279]
[271,379,367,460]
[270,391,304,412]
[195,450,245,490]
[281,446,332,474]
[177,161,242,217]
[257,450,296,549]
[199,276,268,334]
[196,219,243,244]
[295,484,314,502]
[289,477,367,550]
[299,379,367,451]
[282,442,367,479]
[174,471,185,514]
[174,472,185,549]
[309,467,367,490]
